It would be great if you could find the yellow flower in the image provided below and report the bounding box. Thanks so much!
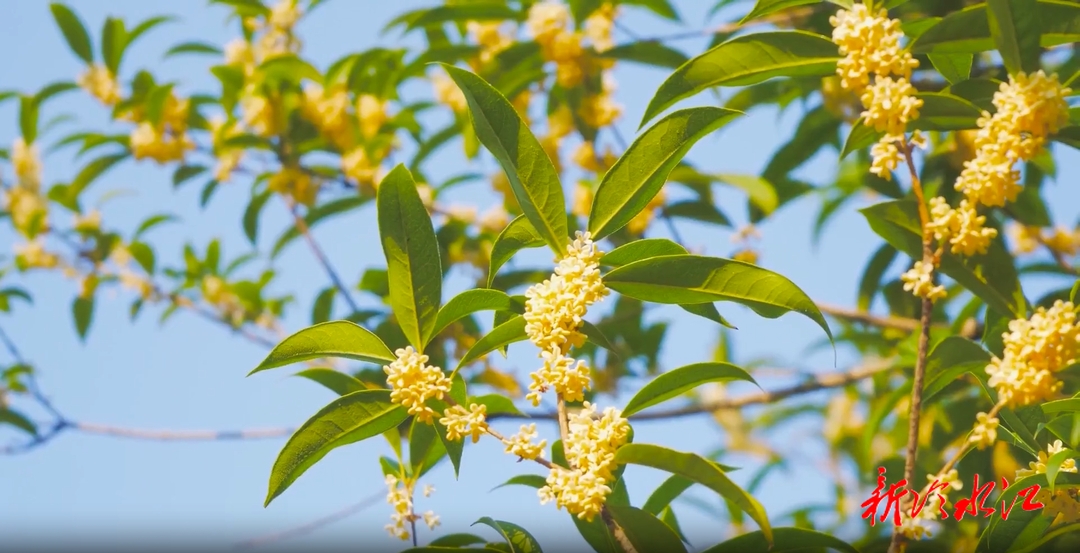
[356,94,389,139]
[578,75,622,129]
[129,122,194,165]
[504,423,547,460]
[240,92,278,137]
[422,510,440,530]
[14,240,59,270]
[440,403,489,443]
[1044,227,1080,257]
[383,347,452,424]
[526,349,593,406]
[572,181,593,218]
[478,205,509,234]
[538,402,630,521]
[268,166,319,206]
[524,232,607,356]
[869,135,903,180]
[214,150,243,183]
[383,474,414,541]
[268,0,302,31]
[224,38,256,74]
[76,64,122,106]
[584,3,618,53]
[73,210,101,233]
[969,412,999,450]
[627,189,665,235]
[301,84,353,150]
[731,249,759,265]
[2,186,48,236]
[526,1,570,45]
[548,105,575,141]
[900,260,946,302]
[1008,222,1042,255]
[926,197,998,257]
[1016,440,1078,478]
[467,20,514,64]
[12,137,43,192]
[987,301,1079,408]
[830,3,918,93]
[341,147,383,190]
[859,76,922,136]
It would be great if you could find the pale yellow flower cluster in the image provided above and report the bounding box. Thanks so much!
[341,147,387,191]
[538,402,630,521]
[986,301,1079,408]
[439,403,489,443]
[1009,222,1080,257]
[928,72,1072,260]
[571,141,617,174]
[201,275,246,327]
[627,189,665,235]
[580,72,622,130]
[523,231,609,406]
[383,347,452,424]
[899,260,946,302]
[504,423,547,460]
[526,1,618,88]
[129,94,195,165]
[383,474,439,541]
[829,2,921,182]
[467,20,515,65]
[77,64,122,106]
[431,70,468,113]
[13,239,59,271]
[968,411,999,450]
[209,116,244,183]
[897,470,963,539]
[300,84,353,150]
[73,210,101,233]
[268,166,320,206]
[1016,440,1078,478]
[3,138,49,237]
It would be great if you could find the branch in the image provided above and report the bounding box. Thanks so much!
[286,198,364,315]
[815,302,920,332]
[232,491,386,549]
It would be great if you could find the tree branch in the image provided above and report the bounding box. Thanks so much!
[286,198,364,315]
[815,302,921,332]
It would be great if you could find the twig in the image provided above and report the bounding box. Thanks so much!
[889,138,936,553]
[1034,233,1079,275]
[232,491,386,549]
[815,302,920,332]
[286,199,364,315]
[72,422,295,441]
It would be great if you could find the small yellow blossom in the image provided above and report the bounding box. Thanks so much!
[578,75,622,129]
[268,166,319,206]
[548,105,575,141]
[12,137,43,192]
[301,84,353,150]
[384,474,413,541]
[240,92,278,137]
[356,94,389,139]
[73,210,101,233]
[268,0,302,31]
[478,204,509,233]
[2,186,48,236]
[572,181,593,218]
[900,260,946,302]
[987,301,1079,408]
[224,38,256,74]
[504,423,547,460]
[627,189,665,235]
[584,3,618,53]
[526,1,570,45]
[422,484,435,498]
[129,122,194,164]
[383,347,452,424]
[830,4,918,92]
[860,77,922,136]
[969,411,999,450]
[467,20,514,64]
[14,240,59,270]
[1044,227,1080,257]
[1016,440,1078,478]
[422,510,440,530]
[926,197,998,257]
[77,64,122,106]
[440,403,489,443]
[1008,222,1042,255]
[732,249,759,265]
[432,71,468,113]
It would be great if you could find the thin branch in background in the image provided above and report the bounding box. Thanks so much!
[815,302,921,332]
[287,199,364,315]
[232,491,386,550]
[1035,233,1079,275]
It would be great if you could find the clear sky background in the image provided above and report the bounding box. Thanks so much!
[2,0,1079,551]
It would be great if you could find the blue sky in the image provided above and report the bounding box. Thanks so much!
[2,0,1079,551]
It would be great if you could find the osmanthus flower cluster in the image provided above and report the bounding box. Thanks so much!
[896,469,963,540]
[985,300,1079,409]
[1012,440,1080,527]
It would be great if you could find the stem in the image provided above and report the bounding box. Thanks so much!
[888,138,936,553]
[286,199,363,315]
[556,394,571,449]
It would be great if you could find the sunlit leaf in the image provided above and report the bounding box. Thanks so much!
[249,321,396,375]
[622,363,759,417]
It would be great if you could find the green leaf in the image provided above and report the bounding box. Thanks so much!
[600,41,689,70]
[455,315,528,372]
[50,3,95,64]
[487,215,546,287]
[71,152,128,197]
[0,409,37,436]
[1071,279,1079,304]
[860,200,1025,318]
[249,321,396,375]
[265,390,407,506]
[622,362,759,417]
[73,296,94,341]
[165,41,223,58]
[429,534,488,547]
[643,475,694,515]
[641,31,839,127]
[740,0,817,24]
[293,368,366,396]
[606,505,688,553]
[1044,448,1079,493]
[1042,398,1080,415]
[987,0,1042,75]
[101,18,125,74]
[134,213,179,240]
[928,54,973,85]
[922,336,991,402]
[600,239,688,268]
[615,444,771,546]
[912,1,1079,54]
[311,286,336,324]
[493,474,547,491]
[604,255,832,344]
[243,191,272,245]
[20,95,39,144]
[589,107,741,239]
[433,289,521,339]
[857,243,897,311]
[442,65,568,255]
[377,165,443,350]
[715,174,779,215]
[977,473,1080,553]
[472,517,543,553]
[470,393,524,417]
[701,527,860,553]
[678,303,737,329]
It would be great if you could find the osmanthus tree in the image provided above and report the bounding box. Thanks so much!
[3,0,1080,551]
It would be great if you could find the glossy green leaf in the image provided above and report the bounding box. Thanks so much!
[977,472,1080,553]
[249,321,396,375]
[604,254,832,344]
[600,41,689,70]
[623,363,759,417]
[840,93,983,159]
[73,296,94,341]
[922,336,991,402]
[615,444,771,546]
[472,517,543,553]
[428,534,488,547]
[715,174,779,215]
[678,303,737,329]
[265,390,407,505]
[1042,398,1080,415]
[641,31,839,126]
[164,41,223,58]
[606,505,688,553]
[493,474,547,491]
[701,527,860,553]
[643,475,694,515]
[455,315,527,372]
[470,393,524,417]
[377,165,443,350]
[590,107,741,239]
[861,200,1026,318]
[442,65,568,255]
[487,215,546,288]
[928,54,973,84]
[1044,448,1079,493]
[50,3,94,63]
[293,368,366,396]
[432,289,521,339]
[911,1,1080,54]
[987,0,1042,75]
[740,0,817,24]
[600,239,688,267]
